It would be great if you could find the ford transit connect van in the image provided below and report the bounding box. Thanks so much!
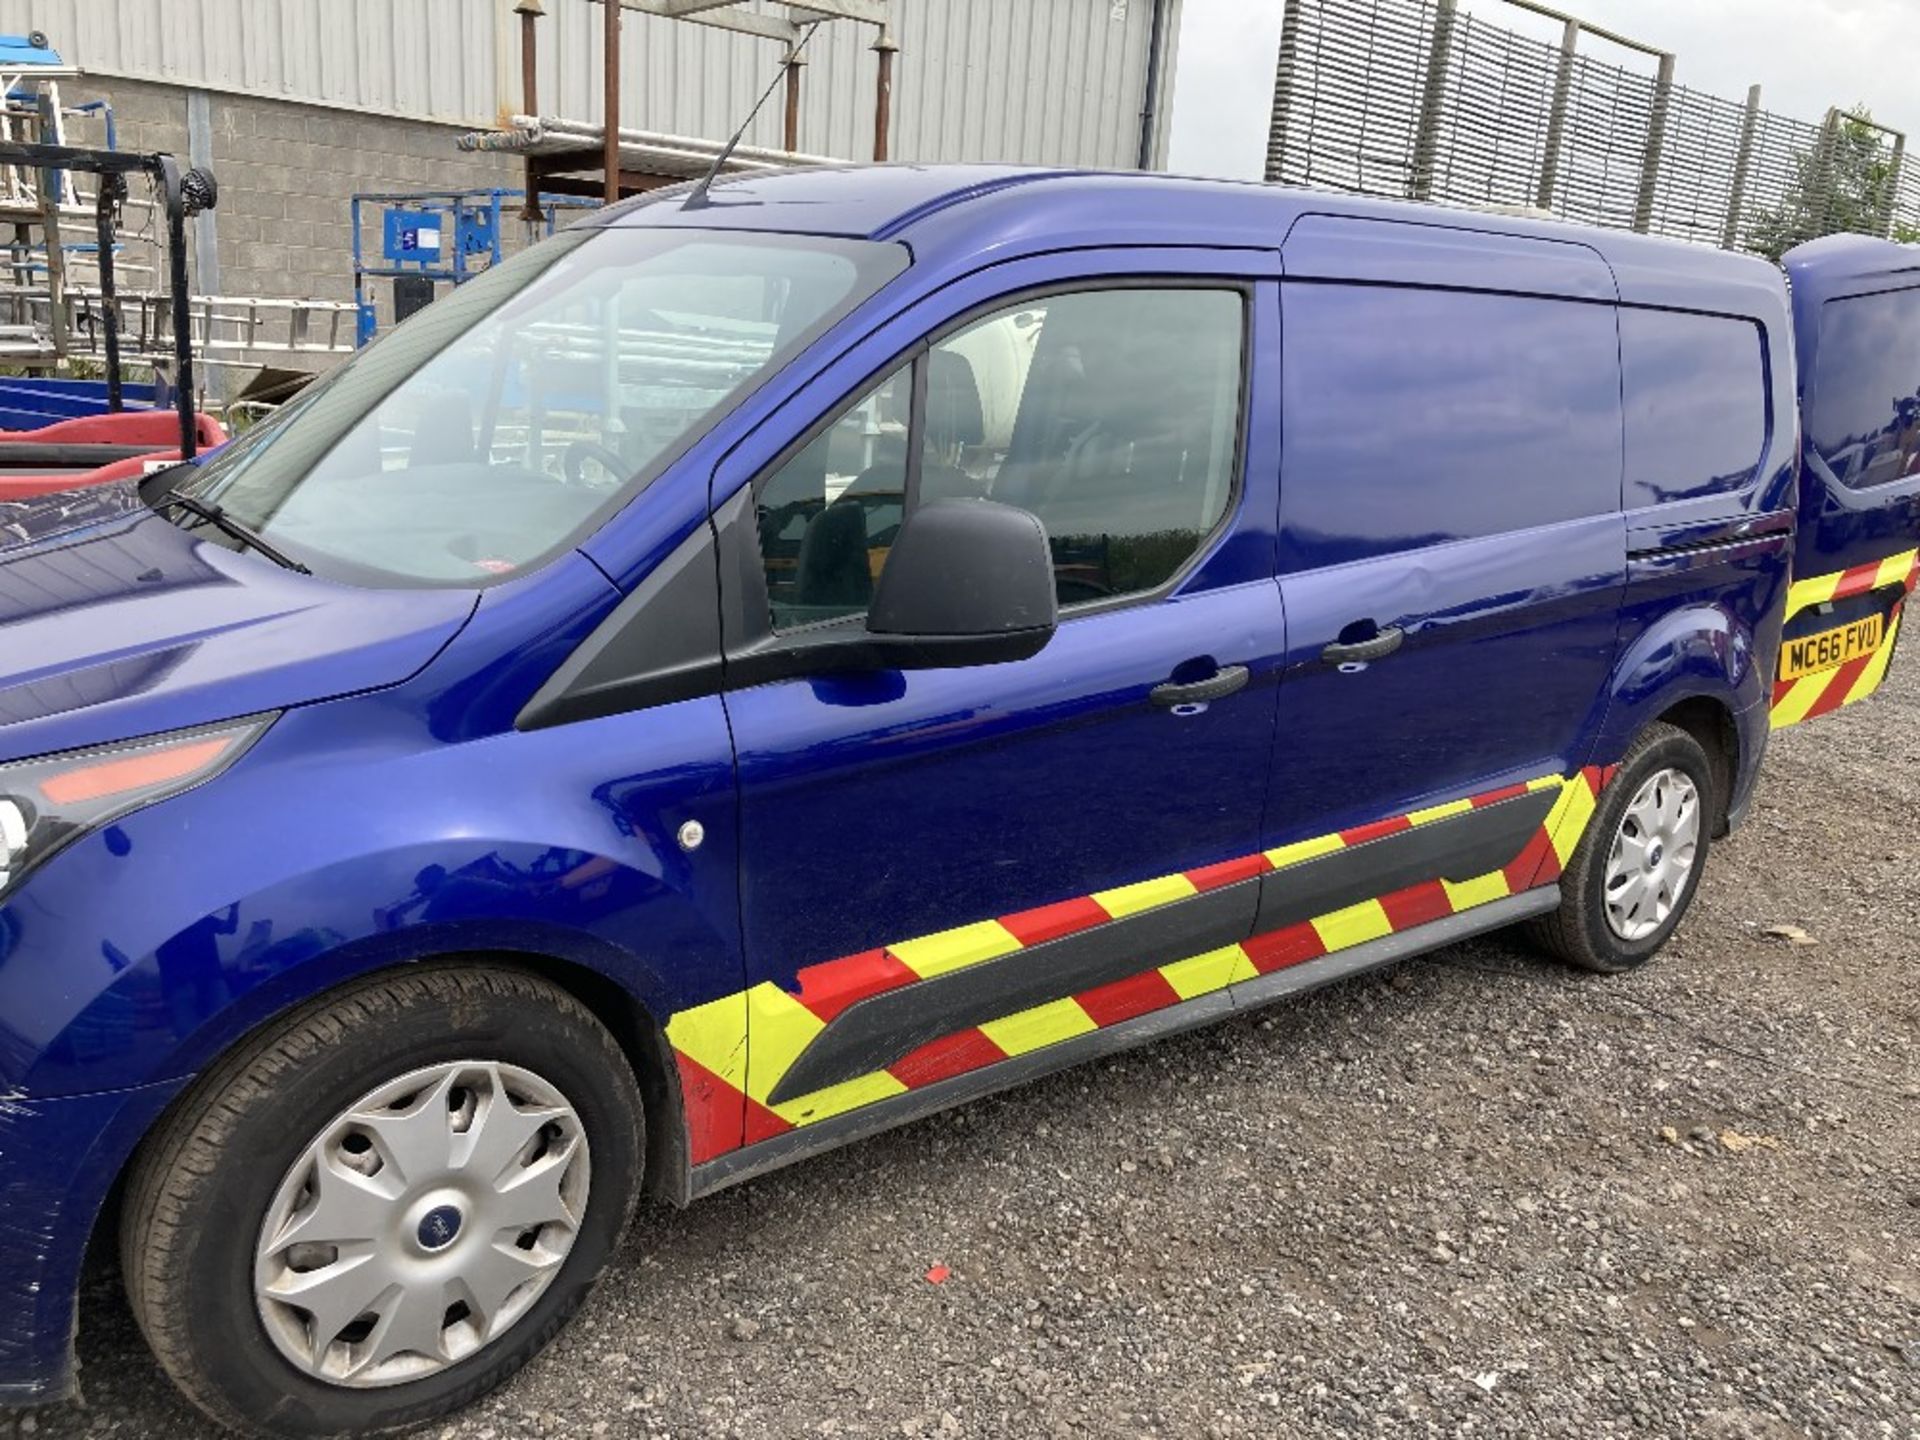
[1,167,1916,1437]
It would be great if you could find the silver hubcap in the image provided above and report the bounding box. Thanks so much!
[254,1061,590,1388]
[1604,766,1700,942]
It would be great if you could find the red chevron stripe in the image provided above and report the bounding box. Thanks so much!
[1074,968,1184,1028]
[676,1052,760,1164]
[1832,559,1887,601]
[999,894,1112,946]
[1185,852,1274,891]
[1242,921,1327,974]
[1341,814,1414,845]
[1377,879,1454,931]
[889,1028,1006,1089]
[1803,651,1875,721]
[1471,783,1531,808]
[792,948,919,1024]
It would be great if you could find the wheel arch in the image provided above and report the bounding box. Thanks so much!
[1651,695,1741,836]
[471,948,691,1207]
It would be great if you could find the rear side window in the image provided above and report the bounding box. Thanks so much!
[1806,287,1920,489]
[1621,309,1768,509]
[1280,283,1623,567]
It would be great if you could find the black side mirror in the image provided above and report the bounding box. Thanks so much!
[727,497,1058,687]
[863,498,1057,668]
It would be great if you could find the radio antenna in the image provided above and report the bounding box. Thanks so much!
[683,19,823,210]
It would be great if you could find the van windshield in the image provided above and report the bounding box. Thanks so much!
[170,226,904,585]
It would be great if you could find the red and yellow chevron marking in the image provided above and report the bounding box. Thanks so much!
[667,767,1616,1165]
[1772,547,1919,729]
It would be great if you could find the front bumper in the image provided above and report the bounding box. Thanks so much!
[0,1077,185,1404]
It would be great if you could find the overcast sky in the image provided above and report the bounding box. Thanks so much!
[1167,0,1920,180]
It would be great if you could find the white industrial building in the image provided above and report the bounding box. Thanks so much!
[0,0,1183,374]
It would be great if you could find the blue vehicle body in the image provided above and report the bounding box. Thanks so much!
[0,166,1916,1404]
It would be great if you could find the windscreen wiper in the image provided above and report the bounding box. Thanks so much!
[157,493,312,576]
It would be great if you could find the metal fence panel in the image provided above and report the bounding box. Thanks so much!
[1267,0,1917,258]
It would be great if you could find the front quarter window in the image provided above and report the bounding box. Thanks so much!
[182,228,904,586]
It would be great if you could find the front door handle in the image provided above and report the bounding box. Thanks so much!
[1321,625,1405,666]
[1150,665,1250,707]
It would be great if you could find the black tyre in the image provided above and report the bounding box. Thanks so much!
[121,965,644,1439]
[1528,721,1715,974]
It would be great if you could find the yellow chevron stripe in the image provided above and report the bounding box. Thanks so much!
[1845,609,1902,703]
[1310,897,1394,950]
[1406,797,1475,826]
[1542,771,1601,866]
[888,919,1023,979]
[978,996,1099,1056]
[1440,869,1511,911]
[769,1069,910,1126]
[1263,831,1346,871]
[1785,570,1844,621]
[1160,943,1260,999]
[1770,670,1831,730]
[665,990,750,1090]
[1093,871,1198,919]
[1875,548,1919,592]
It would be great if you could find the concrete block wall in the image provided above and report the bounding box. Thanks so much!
[62,76,523,369]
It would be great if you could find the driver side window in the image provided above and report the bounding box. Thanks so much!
[751,284,1244,628]
[756,362,913,631]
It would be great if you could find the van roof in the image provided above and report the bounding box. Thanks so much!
[1782,231,1920,387]
[600,164,1788,322]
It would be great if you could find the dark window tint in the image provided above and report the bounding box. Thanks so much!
[1621,309,1767,508]
[757,363,912,631]
[931,288,1244,606]
[1280,283,1623,567]
[1805,286,1920,489]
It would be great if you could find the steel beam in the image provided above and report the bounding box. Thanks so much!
[614,0,889,44]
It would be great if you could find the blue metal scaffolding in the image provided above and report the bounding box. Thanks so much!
[349,188,595,346]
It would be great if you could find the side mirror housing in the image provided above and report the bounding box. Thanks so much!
[728,498,1058,687]
[863,498,1057,668]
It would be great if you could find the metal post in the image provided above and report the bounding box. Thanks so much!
[93,177,123,411]
[1136,0,1170,169]
[783,45,804,154]
[518,0,545,220]
[159,155,197,460]
[1810,107,1843,243]
[1534,17,1580,211]
[1265,0,1305,182]
[1721,84,1762,250]
[34,93,67,363]
[1632,51,1676,233]
[602,0,621,204]
[1409,0,1458,202]
[872,22,897,162]
[1882,133,1906,238]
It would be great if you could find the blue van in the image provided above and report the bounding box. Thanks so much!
[1,168,1916,1436]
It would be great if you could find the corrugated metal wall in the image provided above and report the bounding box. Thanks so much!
[0,0,1180,169]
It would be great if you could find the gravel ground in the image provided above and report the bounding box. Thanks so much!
[15,663,1920,1440]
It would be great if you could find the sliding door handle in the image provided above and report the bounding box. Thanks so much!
[1321,626,1404,665]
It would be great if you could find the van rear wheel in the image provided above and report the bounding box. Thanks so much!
[1529,721,1715,974]
[120,965,643,1440]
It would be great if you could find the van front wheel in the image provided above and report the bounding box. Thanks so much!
[1529,721,1715,974]
[121,965,644,1440]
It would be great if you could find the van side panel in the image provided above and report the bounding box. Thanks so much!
[1268,216,1628,851]
[1605,292,1794,822]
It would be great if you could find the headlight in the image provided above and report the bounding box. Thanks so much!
[0,716,273,900]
